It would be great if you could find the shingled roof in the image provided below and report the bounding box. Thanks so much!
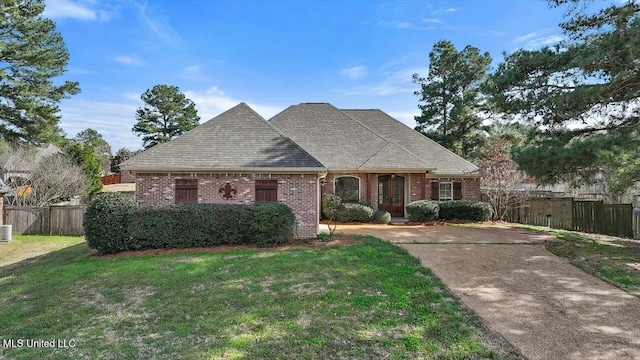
[120,103,325,172]
[269,103,478,174]
[342,109,478,174]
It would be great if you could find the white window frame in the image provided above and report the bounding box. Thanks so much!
[439,182,453,201]
[334,175,361,202]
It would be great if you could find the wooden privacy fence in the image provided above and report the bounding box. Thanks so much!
[506,197,635,238]
[4,205,86,236]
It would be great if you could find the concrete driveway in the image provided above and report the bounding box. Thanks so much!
[337,224,640,360]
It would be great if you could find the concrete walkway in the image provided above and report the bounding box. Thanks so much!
[338,224,640,360]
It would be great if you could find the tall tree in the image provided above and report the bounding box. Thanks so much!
[0,0,80,143]
[132,84,200,149]
[488,0,640,189]
[65,143,102,196]
[110,147,140,173]
[74,128,112,174]
[413,40,492,158]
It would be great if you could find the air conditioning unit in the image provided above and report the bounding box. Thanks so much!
[0,225,12,242]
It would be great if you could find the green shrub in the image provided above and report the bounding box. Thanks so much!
[128,204,256,249]
[335,202,374,222]
[83,192,137,255]
[372,210,391,224]
[253,203,296,247]
[321,193,342,220]
[406,200,439,222]
[438,200,492,221]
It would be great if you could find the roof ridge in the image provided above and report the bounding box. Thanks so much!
[255,104,325,167]
[338,108,432,169]
[350,109,478,173]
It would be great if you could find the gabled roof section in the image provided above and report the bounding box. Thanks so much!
[120,103,325,172]
[269,103,428,171]
[342,109,478,174]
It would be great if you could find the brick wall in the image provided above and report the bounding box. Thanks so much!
[120,170,136,183]
[425,176,481,201]
[135,173,319,239]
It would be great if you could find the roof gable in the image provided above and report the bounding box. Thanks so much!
[342,109,478,174]
[121,103,325,172]
[269,103,427,170]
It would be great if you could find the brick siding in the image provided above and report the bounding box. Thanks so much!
[322,172,481,214]
[425,176,481,201]
[135,173,319,239]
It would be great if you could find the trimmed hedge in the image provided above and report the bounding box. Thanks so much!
[438,200,492,221]
[253,203,296,247]
[372,210,391,224]
[128,204,256,250]
[406,200,439,222]
[84,192,137,255]
[84,194,297,254]
[335,202,374,222]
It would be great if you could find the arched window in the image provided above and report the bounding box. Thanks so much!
[335,176,360,202]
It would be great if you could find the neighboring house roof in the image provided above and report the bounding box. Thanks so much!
[342,109,478,174]
[269,103,478,174]
[120,103,325,172]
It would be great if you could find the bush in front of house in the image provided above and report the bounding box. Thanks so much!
[321,193,342,220]
[335,202,374,222]
[406,200,439,222]
[438,200,493,221]
[84,192,137,254]
[372,210,391,224]
[253,203,296,247]
[127,204,256,249]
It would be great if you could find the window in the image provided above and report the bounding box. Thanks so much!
[175,179,197,203]
[439,182,453,201]
[255,180,278,204]
[431,181,463,200]
[335,176,360,202]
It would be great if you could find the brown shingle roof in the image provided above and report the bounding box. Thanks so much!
[120,103,325,172]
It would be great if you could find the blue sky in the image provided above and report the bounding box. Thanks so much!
[45,0,573,151]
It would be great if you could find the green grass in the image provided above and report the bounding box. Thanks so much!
[0,235,85,268]
[0,237,510,359]
[516,225,640,296]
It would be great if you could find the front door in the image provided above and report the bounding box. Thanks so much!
[378,175,404,217]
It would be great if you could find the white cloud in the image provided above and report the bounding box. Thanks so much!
[443,7,461,13]
[43,0,111,21]
[387,111,419,128]
[183,65,201,73]
[513,31,563,49]
[422,18,443,24]
[340,66,368,79]
[524,35,563,48]
[134,1,181,47]
[113,55,144,66]
[339,64,426,97]
[184,86,283,121]
[59,98,141,151]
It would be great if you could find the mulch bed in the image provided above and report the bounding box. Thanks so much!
[97,235,363,259]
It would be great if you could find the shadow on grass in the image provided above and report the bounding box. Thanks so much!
[0,243,94,277]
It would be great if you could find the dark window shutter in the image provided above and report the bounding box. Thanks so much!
[175,179,198,203]
[255,180,277,204]
[453,182,462,200]
[430,182,439,200]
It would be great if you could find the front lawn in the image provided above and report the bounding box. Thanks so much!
[516,225,640,296]
[0,235,85,268]
[0,237,513,359]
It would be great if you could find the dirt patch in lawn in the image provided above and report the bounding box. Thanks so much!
[97,235,363,259]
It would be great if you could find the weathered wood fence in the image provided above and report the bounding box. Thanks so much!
[3,206,86,236]
[506,197,636,238]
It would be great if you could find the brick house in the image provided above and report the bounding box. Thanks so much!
[121,102,479,238]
